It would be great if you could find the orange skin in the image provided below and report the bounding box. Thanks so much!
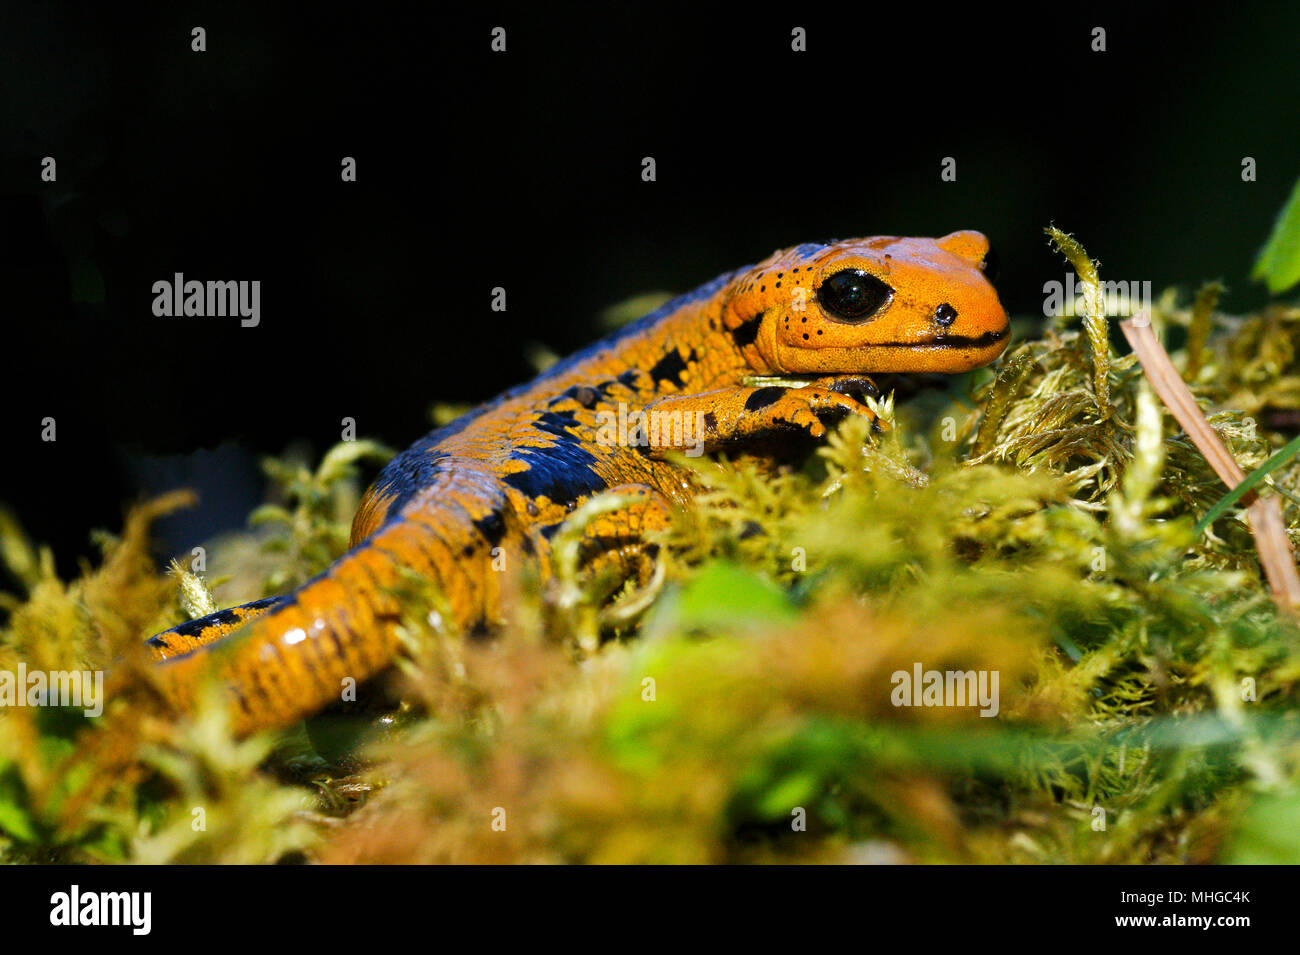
[146,233,1009,734]
[728,230,1008,375]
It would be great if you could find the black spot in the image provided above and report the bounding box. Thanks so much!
[535,409,580,439]
[744,386,786,411]
[189,608,237,632]
[732,312,763,347]
[503,441,609,505]
[703,411,718,432]
[738,520,765,540]
[618,369,643,389]
[539,520,565,540]
[152,595,289,644]
[828,376,880,403]
[462,543,476,557]
[649,348,691,387]
[473,510,507,546]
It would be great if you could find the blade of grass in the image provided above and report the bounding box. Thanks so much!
[1195,432,1300,536]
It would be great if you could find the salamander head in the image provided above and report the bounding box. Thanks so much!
[724,232,1009,374]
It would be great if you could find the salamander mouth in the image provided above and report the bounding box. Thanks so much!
[747,326,1010,386]
[871,326,1010,350]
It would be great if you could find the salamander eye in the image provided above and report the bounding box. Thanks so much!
[816,269,894,323]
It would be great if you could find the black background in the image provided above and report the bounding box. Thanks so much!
[1,1,1298,575]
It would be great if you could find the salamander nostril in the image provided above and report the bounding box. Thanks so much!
[935,303,958,328]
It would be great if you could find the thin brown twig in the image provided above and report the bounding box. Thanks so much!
[1120,313,1300,611]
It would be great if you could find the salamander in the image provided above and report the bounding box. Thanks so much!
[146,232,1009,734]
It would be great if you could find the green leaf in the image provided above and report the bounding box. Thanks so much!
[672,560,798,632]
[1252,176,1300,294]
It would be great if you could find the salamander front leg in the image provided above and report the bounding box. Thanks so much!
[639,383,882,455]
